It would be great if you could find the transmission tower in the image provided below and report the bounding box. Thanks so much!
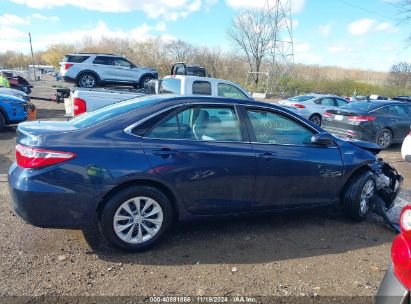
[268,0,295,97]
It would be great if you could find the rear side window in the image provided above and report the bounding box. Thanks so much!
[192,81,211,95]
[63,55,89,63]
[159,78,181,94]
[93,56,114,65]
[218,83,249,99]
[320,98,335,106]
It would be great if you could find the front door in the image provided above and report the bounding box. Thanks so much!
[242,107,344,210]
[141,104,256,215]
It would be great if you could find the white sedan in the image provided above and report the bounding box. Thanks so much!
[402,131,411,162]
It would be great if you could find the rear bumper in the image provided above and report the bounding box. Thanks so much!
[8,163,100,228]
[376,265,410,304]
[62,76,76,83]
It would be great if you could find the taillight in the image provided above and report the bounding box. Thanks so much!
[392,205,411,289]
[324,111,332,118]
[16,144,76,169]
[348,115,376,122]
[63,63,73,70]
[291,103,305,108]
[73,97,86,115]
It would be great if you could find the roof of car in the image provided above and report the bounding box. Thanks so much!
[67,53,118,56]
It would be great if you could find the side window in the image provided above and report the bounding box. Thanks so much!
[320,98,336,106]
[192,81,211,95]
[146,106,242,142]
[335,98,348,107]
[246,109,314,145]
[218,83,249,99]
[113,58,131,68]
[159,78,181,94]
[92,56,113,65]
[388,105,409,117]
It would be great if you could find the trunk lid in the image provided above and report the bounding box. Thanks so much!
[17,121,76,146]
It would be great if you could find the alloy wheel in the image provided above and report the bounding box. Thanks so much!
[81,75,96,88]
[359,180,374,215]
[378,131,391,148]
[113,196,163,244]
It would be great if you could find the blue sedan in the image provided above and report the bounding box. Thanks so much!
[8,95,400,251]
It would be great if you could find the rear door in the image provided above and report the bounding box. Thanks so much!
[139,103,256,215]
[92,56,114,81]
[241,106,344,210]
[385,105,411,141]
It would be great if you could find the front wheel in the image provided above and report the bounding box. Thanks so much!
[0,112,5,130]
[341,171,375,221]
[99,186,173,252]
[139,75,154,88]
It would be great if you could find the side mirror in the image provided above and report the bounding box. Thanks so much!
[311,132,333,146]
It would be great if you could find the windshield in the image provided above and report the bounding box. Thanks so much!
[339,101,381,112]
[287,95,315,102]
[68,95,165,128]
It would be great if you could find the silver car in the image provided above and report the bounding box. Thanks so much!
[59,53,158,88]
[278,94,349,126]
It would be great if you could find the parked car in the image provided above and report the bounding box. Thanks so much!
[63,75,252,117]
[0,94,28,130]
[59,53,158,88]
[322,101,411,149]
[7,75,33,95]
[376,205,411,304]
[8,95,401,251]
[350,95,368,102]
[0,87,30,101]
[393,96,411,103]
[401,130,411,162]
[369,95,390,101]
[278,94,349,126]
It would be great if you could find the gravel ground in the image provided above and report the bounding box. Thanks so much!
[0,77,410,302]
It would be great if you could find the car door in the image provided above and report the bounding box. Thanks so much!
[112,57,137,83]
[91,56,114,81]
[241,106,344,210]
[139,103,256,215]
[386,105,411,141]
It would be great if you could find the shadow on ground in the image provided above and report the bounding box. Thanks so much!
[81,205,395,266]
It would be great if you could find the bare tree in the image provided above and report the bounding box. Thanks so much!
[227,1,277,88]
[388,62,411,87]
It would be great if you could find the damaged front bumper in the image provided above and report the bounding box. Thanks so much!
[369,159,403,232]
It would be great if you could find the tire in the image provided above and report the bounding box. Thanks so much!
[78,73,98,88]
[139,75,154,88]
[341,171,375,221]
[99,186,173,252]
[0,112,5,130]
[309,114,322,126]
[376,129,392,149]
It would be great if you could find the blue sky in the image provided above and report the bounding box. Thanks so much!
[0,0,410,71]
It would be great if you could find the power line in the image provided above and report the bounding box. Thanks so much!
[334,0,396,21]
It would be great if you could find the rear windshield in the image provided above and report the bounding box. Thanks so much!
[288,95,315,102]
[63,55,90,63]
[160,78,181,94]
[339,101,382,112]
[68,95,165,128]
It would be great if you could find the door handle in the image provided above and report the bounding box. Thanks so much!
[259,152,276,160]
[153,148,177,158]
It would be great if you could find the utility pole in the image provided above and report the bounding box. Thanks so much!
[28,33,36,81]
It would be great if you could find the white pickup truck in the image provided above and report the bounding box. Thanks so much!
[64,75,252,117]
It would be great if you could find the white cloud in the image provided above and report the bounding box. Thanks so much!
[0,14,29,26]
[31,13,60,22]
[375,22,398,33]
[295,42,310,53]
[7,0,205,20]
[348,18,375,35]
[0,21,175,53]
[318,23,332,37]
[225,0,305,14]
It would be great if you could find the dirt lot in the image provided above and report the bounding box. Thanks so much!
[0,78,410,302]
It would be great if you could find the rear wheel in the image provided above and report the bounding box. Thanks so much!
[341,171,375,221]
[78,73,97,88]
[99,186,173,252]
[309,114,322,126]
[376,129,392,149]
